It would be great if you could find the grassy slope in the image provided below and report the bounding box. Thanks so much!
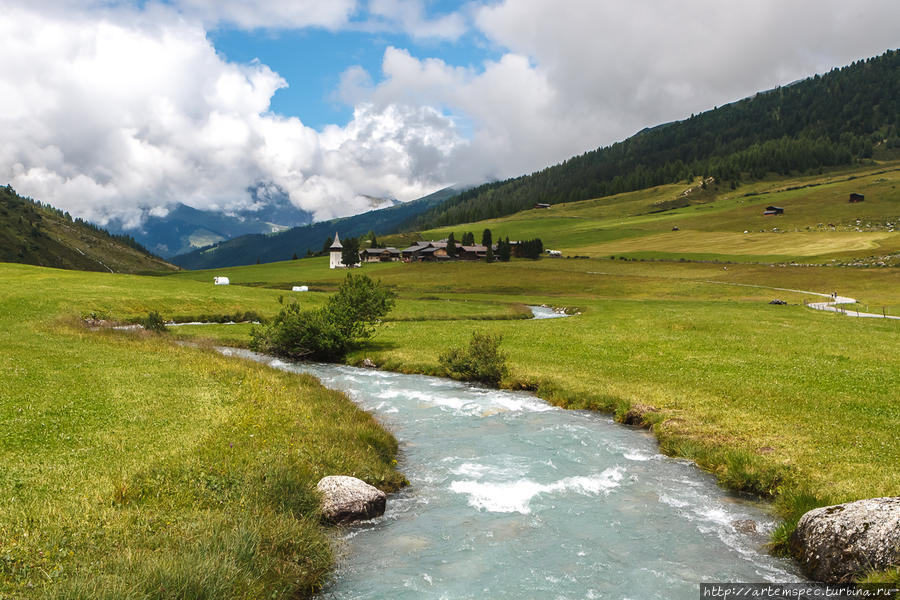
[0,263,403,598]
[411,162,900,265]
[0,191,177,274]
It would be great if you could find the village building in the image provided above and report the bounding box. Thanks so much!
[534,203,551,209]
[360,247,402,263]
[849,193,865,203]
[329,233,360,269]
[763,205,785,216]
[402,241,449,262]
[458,245,489,260]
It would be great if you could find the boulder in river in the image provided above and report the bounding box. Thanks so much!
[789,497,900,583]
[317,475,387,524]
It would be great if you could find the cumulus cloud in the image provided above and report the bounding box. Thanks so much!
[3,0,899,231]
[0,4,461,227]
[337,0,900,185]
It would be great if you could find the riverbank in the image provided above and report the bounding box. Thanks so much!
[229,349,802,598]
[165,257,899,583]
[0,264,405,598]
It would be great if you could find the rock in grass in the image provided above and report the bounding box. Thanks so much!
[317,476,387,524]
[789,497,900,583]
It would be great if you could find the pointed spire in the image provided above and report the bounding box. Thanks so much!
[330,232,342,249]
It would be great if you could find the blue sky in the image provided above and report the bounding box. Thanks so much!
[209,23,501,130]
[3,1,899,227]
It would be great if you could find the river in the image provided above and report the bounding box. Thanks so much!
[221,345,801,599]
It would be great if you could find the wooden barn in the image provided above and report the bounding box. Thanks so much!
[849,193,865,203]
[763,206,784,216]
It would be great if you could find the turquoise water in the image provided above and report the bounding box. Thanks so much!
[223,349,802,599]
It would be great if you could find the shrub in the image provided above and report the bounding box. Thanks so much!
[439,331,509,387]
[250,273,395,361]
[142,311,167,333]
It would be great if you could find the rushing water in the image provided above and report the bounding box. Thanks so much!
[221,348,802,599]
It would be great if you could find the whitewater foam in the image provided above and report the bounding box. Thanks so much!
[450,467,625,514]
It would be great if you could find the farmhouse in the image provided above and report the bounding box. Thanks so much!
[534,203,551,209]
[763,206,784,216]
[849,193,865,203]
[402,241,449,262]
[360,247,402,263]
[458,245,488,260]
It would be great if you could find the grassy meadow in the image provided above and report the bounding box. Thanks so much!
[0,264,405,599]
[165,162,899,578]
[3,161,899,594]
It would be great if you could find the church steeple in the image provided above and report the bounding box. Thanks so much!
[329,232,343,269]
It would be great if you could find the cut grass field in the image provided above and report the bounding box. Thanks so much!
[0,263,404,598]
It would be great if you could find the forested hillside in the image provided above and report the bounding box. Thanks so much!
[0,185,177,273]
[410,49,899,230]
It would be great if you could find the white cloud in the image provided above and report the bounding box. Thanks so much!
[336,0,900,185]
[0,4,461,227]
[2,0,899,233]
[168,0,357,30]
[366,0,467,40]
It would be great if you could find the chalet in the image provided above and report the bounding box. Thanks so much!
[763,206,784,216]
[849,193,865,203]
[458,245,488,260]
[402,241,449,262]
[534,203,551,209]
[360,247,402,263]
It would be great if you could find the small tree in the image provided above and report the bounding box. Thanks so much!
[481,228,493,248]
[439,331,508,387]
[446,232,458,258]
[497,237,511,262]
[461,232,475,246]
[341,237,360,267]
[250,274,396,361]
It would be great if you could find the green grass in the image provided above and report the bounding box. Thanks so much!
[164,254,900,583]
[400,162,900,264]
[0,263,404,598]
[5,160,900,592]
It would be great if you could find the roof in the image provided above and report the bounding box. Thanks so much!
[329,232,342,250]
[362,247,400,255]
[460,245,488,252]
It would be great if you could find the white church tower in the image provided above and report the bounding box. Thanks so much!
[329,232,343,269]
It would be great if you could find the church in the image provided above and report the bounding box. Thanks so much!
[329,233,360,269]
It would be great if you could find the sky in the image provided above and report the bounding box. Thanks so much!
[1,1,898,229]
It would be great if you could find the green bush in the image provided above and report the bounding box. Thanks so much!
[439,331,509,387]
[250,273,395,361]
[142,310,167,333]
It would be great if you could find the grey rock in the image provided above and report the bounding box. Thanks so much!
[317,475,386,524]
[790,497,900,583]
[731,519,757,534]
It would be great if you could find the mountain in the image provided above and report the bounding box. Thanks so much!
[0,185,177,273]
[171,187,461,270]
[107,186,314,258]
[409,49,900,230]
